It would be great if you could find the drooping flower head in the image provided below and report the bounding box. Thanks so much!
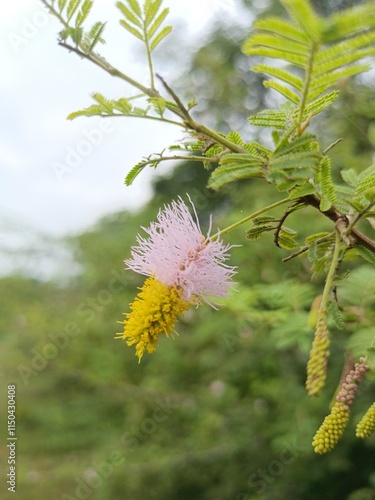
[312,356,369,454]
[116,196,236,361]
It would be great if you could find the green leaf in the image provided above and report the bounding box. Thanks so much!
[112,97,132,113]
[341,168,358,187]
[92,93,114,112]
[281,0,320,41]
[278,227,298,249]
[355,245,375,266]
[243,142,272,157]
[249,110,288,129]
[119,19,144,40]
[243,0,375,132]
[85,21,106,52]
[58,0,68,12]
[323,3,375,41]
[308,241,318,263]
[319,196,331,212]
[263,81,300,104]
[314,47,375,77]
[67,0,82,22]
[252,64,304,91]
[308,64,370,101]
[252,216,278,226]
[75,0,92,27]
[145,0,162,27]
[347,328,375,359]
[316,30,375,65]
[67,104,104,120]
[148,97,166,115]
[252,17,309,43]
[338,266,375,306]
[305,232,332,244]
[246,225,275,241]
[244,46,307,68]
[208,157,264,190]
[127,0,142,17]
[274,133,318,157]
[149,25,172,51]
[125,162,144,185]
[318,156,336,207]
[356,175,375,196]
[117,1,142,27]
[303,90,340,117]
[62,26,83,44]
[327,300,345,330]
[357,164,375,183]
[288,183,316,200]
[226,131,244,145]
[271,151,320,170]
[245,33,308,56]
[147,8,168,38]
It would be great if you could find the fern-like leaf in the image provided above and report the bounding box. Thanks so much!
[117,1,142,27]
[75,0,92,27]
[148,8,168,38]
[318,156,336,209]
[150,25,172,50]
[243,0,375,129]
[125,162,145,186]
[67,0,82,22]
[86,21,106,52]
[252,17,309,43]
[252,64,304,91]
[127,0,141,16]
[278,227,298,249]
[117,0,171,50]
[263,81,300,105]
[341,168,358,187]
[249,109,289,129]
[145,0,162,26]
[208,154,265,190]
[355,246,375,266]
[327,300,345,330]
[288,182,316,200]
[58,0,68,12]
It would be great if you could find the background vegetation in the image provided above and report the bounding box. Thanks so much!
[2,0,375,498]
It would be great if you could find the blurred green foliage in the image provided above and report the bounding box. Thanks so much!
[2,1,375,498]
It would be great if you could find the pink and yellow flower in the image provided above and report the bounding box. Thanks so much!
[116,196,236,361]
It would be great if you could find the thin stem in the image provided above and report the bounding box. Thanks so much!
[143,20,155,89]
[188,121,248,154]
[136,154,221,169]
[273,201,304,248]
[157,75,248,154]
[297,44,316,135]
[282,232,334,262]
[41,0,69,28]
[320,229,341,310]
[97,113,184,127]
[210,198,290,242]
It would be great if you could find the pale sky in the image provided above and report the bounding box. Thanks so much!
[1,0,249,277]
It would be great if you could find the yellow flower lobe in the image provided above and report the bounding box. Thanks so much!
[117,277,191,362]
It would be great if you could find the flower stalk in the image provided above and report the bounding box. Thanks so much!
[306,229,341,396]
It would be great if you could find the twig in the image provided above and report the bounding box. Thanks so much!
[282,233,334,262]
[301,194,375,254]
[273,201,304,248]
